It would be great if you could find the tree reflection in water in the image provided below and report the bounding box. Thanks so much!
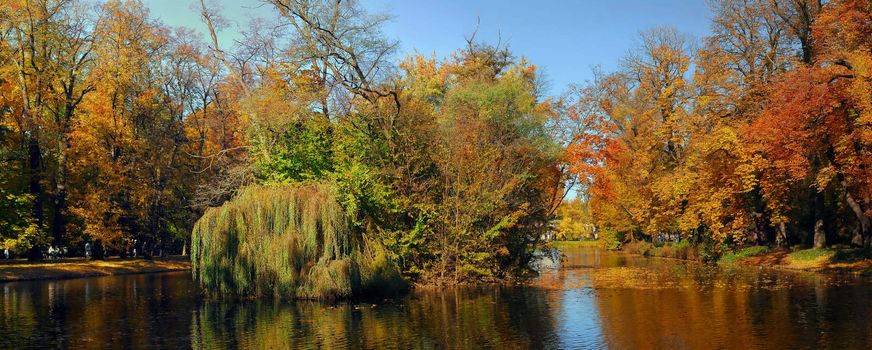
[2,247,872,349]
[191,286,559,349]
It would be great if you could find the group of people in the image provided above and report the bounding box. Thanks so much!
[0,240,160,261]
[45,246,69,259]
[1,243,86,260]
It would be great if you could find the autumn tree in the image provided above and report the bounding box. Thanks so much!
[554,198,595,241]
[771,0,823,64]
[750,0,871,247]
[0,0,94,259]
[571,0,870,252]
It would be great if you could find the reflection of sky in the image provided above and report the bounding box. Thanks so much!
[553,287,606,348]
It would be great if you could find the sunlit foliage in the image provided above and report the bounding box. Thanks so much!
[567,0,872,252]
[191,184,404,299]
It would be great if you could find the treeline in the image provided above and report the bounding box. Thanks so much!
[553,199,595,241]
[567,0,871,251]
[1,0,566,284]
[4,0,868,280]
[0,0,246,259]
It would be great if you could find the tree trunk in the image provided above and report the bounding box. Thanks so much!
[843,181,870,247]
[776,222,788,247]
[27,246,43,261]
[851,226,864,247]
[813,219,826,249]
[27,137,44,261]
[91,239,105,260]
[800,37,813,65]
[52,136,69,246]
[813,188,826,249]
[143,239,153,260]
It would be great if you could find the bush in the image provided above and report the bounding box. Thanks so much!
[600,228,623,250]
[831,249,871,263]
[190,184,406,300]
[650,240,698,261]
[624,241,654,256]
[620,238,710,262]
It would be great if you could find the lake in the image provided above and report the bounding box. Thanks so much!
[2,246,871,349]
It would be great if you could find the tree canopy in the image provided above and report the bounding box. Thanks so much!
[567,0,872,251]
[1,0,869,284]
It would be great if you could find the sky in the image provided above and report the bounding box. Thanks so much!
[145,0,714,96]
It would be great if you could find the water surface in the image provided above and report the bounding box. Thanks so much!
[2,247,871,349]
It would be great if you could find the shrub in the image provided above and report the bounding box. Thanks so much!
[600,228,623,250]
[649,241,695,260]
[673,240,698,260]
[831,249,871,263]
[191,184,406,300]
[624,241,654,256]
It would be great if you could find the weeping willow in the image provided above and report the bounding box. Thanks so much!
[191,184,405,300]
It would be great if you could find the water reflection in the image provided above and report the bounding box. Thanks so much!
[552,248,872,349]
[2,248,872,349]
[192,287,559,349]
[0,273,196,349]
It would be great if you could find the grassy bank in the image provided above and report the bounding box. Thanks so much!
[626,241,872,274]
[558,239,872,275]
[0,257,191,282]
[550,240,600,249]
[719,246,770,264]
[732,247,872,273]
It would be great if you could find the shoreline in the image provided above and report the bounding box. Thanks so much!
[734,249,872,275]
[551,240,872,276]
[0,257,191,283]
[5,243,870,285]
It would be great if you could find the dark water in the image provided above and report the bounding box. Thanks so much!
[2,247,872,349]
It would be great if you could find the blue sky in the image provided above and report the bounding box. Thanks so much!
[145,0,713,96]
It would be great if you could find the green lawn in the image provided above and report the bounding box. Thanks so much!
[788,248,834,261]
[719,246,770,264]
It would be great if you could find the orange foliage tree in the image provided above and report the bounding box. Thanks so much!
[568,0,871,250]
